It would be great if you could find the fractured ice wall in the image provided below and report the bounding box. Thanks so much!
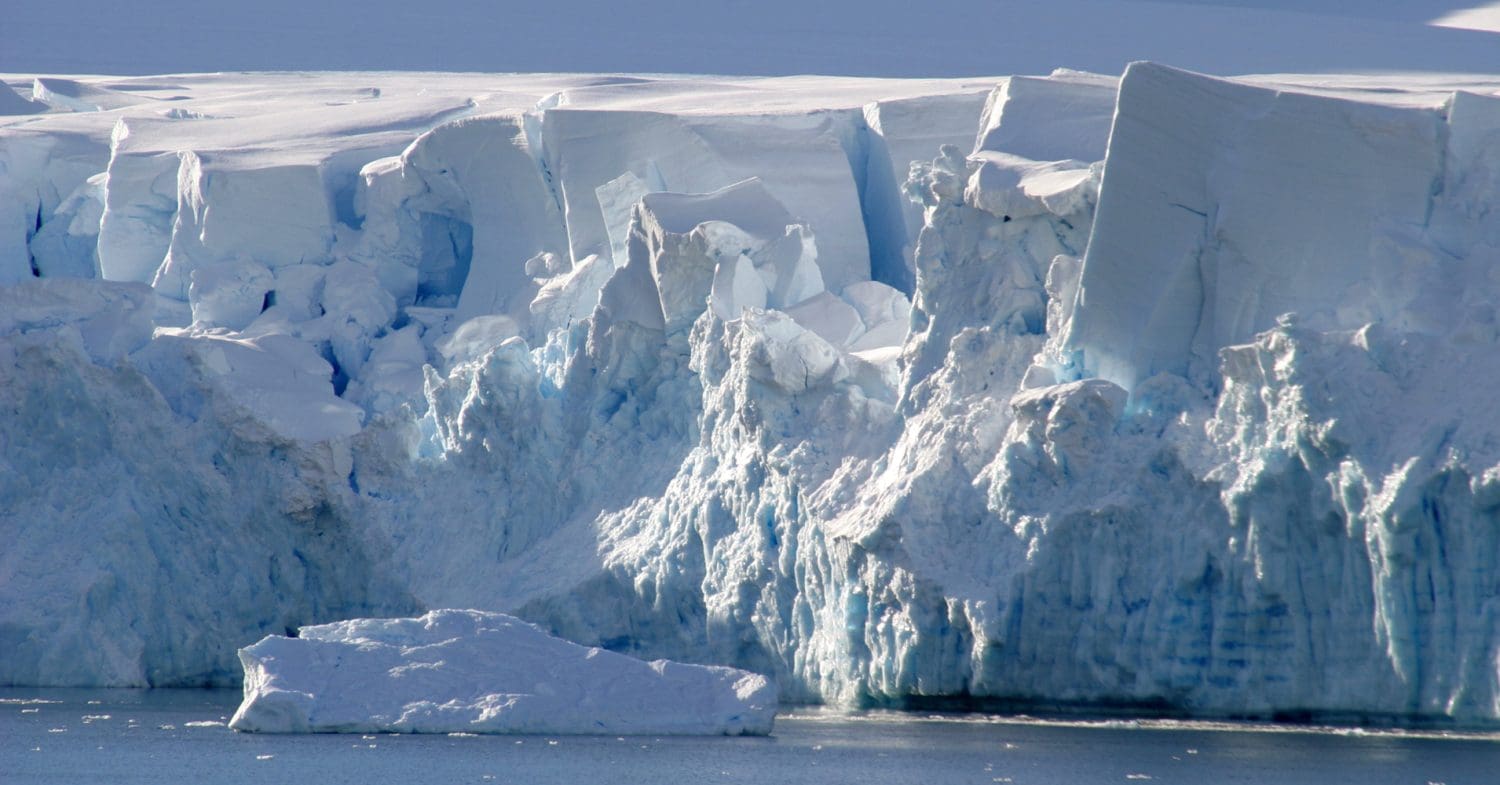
[6,68,1500,727]
[1064,62,1449,391]
[542,106,871,291]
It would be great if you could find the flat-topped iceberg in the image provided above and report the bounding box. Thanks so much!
[229,610,777,736]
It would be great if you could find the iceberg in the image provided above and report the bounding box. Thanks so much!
[229,609,777,735]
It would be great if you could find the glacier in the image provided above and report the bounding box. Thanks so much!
[4,63,1500,727]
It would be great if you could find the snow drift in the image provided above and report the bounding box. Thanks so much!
[4,64,1500,727]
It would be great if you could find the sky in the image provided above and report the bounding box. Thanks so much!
[3,0,1499,77]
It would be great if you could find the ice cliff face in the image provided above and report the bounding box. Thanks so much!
[4,66,1500,726]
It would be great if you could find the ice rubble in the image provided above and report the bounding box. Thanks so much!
[5,65,1500,727]
[229,609,776,735]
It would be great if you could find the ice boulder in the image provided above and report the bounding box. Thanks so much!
[188,257,273,330]
[529,253,615,336]
[229,610,777,736]
[965,153,1098,221]
[436,314,521,367]
[841,280,911,352]
[138,329,364,443]
[783,291,864,348]
[0,278,153,364]
[621,178,824,333]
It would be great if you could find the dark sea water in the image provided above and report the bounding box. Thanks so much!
[3,688,1497,784]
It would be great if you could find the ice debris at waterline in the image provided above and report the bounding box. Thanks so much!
[228,610,776,735]
[5,64,1500,728]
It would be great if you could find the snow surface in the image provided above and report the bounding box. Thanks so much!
[6,60,1500,729]
[229,609,776,735]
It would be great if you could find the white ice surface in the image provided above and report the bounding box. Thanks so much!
[1065,62,1449,390]
[230,609,776,735]
[5,64,1500,730]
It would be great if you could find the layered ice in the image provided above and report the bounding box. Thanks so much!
[6,67,1500,728]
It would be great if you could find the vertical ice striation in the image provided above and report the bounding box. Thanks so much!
[4,69,1500,726]
[1064,62,1445,391]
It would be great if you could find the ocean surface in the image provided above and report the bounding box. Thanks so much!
[3,688,1497,784]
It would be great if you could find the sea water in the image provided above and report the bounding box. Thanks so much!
[3,689,1496,784]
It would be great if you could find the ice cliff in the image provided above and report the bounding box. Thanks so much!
[3,65,1500,726]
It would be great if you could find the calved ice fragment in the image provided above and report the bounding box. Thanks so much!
[230,609,777,736]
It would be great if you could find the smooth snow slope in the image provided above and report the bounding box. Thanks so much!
[5,0,1500,77]
[5,62,1500,728]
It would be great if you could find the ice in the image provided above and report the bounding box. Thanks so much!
[965,153,1097,221]
[0,82,46,116]
[841,280,911,352]
[0,278,152,363]
[972,73,1117,161]
[529,253,614,337]
[405,115,570,329]
[1063,63,1448,391]
[1,129,109,285]
[709,252,767,322]
[188,258,273,330]
[783,292,865,348]
[627,178,822,334]
[436,315,521,368]
[27,173,104,279]
[30,79,143,113]
[6,66,1500,729]
[343,325,427,415]
[229,609,776,735]
[143,329,364,443]
[540,97,869,291]
[861,90,991,291]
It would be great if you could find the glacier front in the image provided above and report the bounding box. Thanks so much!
[4,64,1500,727]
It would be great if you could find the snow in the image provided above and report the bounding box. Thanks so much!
[5,54,1500,729]
[230,610,776,735]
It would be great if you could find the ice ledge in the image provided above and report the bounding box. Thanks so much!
[230,610,778,736]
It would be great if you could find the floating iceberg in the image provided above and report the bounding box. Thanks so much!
[229,610,777,735]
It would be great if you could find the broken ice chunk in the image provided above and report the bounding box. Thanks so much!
[709,252,767,322]
[840,280,911,352]
[783,292,864,348]
[188,258,273,331]
[437,314,523,368]
[230,610,777,736]
[626,178,826,334]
